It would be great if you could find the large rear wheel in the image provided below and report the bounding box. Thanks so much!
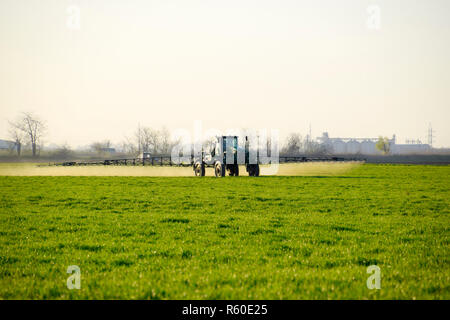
[214,162,226,177]
[233,164,239,176]
[228,164,239,176]
[254,164,260,177]
[248,164,260,177]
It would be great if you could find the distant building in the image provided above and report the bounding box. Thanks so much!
[100,147,116,154]
[0,139,16,151]
[391,143,431,155]
[317,132,432,155]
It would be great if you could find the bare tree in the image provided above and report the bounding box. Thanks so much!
[10,112,46,157]
[121,136,138,155]
[90,140,112,154]
[159,126,171,154]
[131,124,177,155]
[281,133,303,155]
[130,125,158,155]
[304,139,330,155]
[8,126,24,157]
[141,127,159,153]
[52,143,73,159]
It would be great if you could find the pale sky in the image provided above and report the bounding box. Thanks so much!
[1,0,449,147]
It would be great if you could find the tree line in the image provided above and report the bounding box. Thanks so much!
[5,113,181,158]
[280,133,330,155]
[121,125,177,155]
[6,112,333,159]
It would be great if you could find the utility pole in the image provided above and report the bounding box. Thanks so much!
[427,123,434,148]
[309,124,312,142]
[138,123,142,155]
[306,123,312,153]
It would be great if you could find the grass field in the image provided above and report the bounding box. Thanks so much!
[0,164,449,299]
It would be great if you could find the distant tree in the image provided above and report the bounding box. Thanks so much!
[90,140,112,154]
[141,127,159,153]
[304,139,330,155]
[132,125,177,155]
[8,126,24,157]
[121,136,138,155]
[159,127,172,154]
[10,112,46,157]
[376,136,391,154]
[281,133,303,155]
[52,144,73,159]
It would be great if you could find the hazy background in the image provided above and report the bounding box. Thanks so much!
[1,0,449,147]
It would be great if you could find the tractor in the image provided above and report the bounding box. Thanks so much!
[193,136,260,177]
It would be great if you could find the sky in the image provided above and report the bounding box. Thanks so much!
[0,0,449,147]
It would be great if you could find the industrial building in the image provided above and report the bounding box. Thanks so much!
[317,132,432,155]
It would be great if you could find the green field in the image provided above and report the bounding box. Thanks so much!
[0,164,449,299]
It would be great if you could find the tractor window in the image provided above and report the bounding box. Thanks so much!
[215,143,220,156]
[211,146,215,157]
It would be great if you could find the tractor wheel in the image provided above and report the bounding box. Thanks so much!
[194,163,205,176]
[228,164,239,176]
[214,162,226,177]
[248,164,260,177]
[254,164,260,177]
[247,165,253,176]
